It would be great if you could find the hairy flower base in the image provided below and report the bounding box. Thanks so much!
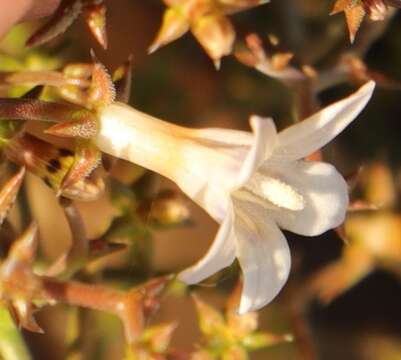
[95,81,375,313]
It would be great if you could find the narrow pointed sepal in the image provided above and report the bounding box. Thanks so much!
[0,167,25,226]
[45,115,99,139]
[83,0,108,49]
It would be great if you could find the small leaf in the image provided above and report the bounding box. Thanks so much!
[83,0,108,49]
[193,295,225,336]
[222,346,248,360]
[5,134,74,192]
[5,222,39,266]
[88,238,127,259]
[113,55,134,104]
[88,56,116,109]
[140,323,178,353]
[45,113,99,139]
[60,141,101,193]
[148,8,190,54]
[8,300,43,334]
[0,223,43,334]
[242,332,293,350]
[226,282,258,338]
[0,307,33,360]
[0,98,95,124]
[192,12,235,68]
[121,277,172,343]
[345,5,366,43]
[219,0,270,14]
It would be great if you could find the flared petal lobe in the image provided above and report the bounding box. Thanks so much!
[273,81,375,161]
[179,205,236,284]
[261,160,348,236]
[232,198,291,314]
[236,116,277,187]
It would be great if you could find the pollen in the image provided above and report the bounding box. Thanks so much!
[246,173,305,211]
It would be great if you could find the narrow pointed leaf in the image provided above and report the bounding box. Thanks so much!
[5,134,74,192]
[88,56,116,109]
[26,0,83,47]
[0,98,95,124]
[8,301,44,334]
[45,115,99,139]
[0,167,25,226]
[83,0,108,49]
[193,295,225,336]
[148,8,190,54]
[60,141,101,192]
[6,222,39,265]
[113,55,134,103]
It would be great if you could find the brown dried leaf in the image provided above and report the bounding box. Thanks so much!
[26,0,83,47]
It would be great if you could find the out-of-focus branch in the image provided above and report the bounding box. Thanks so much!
[42,277,170,343]
[46,198,88,278]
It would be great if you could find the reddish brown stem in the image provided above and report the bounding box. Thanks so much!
[42,279,122,313]
[42,278,144,342]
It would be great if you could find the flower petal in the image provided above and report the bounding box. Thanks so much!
[181,117,277,220]
[262,160,348,236]
[179,205,236,284]
[273,81,375,161]
[233,199,291,314]
[236,116,277,187]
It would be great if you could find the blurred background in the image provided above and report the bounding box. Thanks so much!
[1,0,401,359]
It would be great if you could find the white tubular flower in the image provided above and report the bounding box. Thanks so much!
[95,81,375,314]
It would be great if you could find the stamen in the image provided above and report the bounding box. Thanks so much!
[245,173,305,211]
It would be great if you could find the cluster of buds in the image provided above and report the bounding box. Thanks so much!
[191,283,292,359]
[150,0,269,67]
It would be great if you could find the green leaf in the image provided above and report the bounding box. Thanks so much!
[0,307,32,360]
